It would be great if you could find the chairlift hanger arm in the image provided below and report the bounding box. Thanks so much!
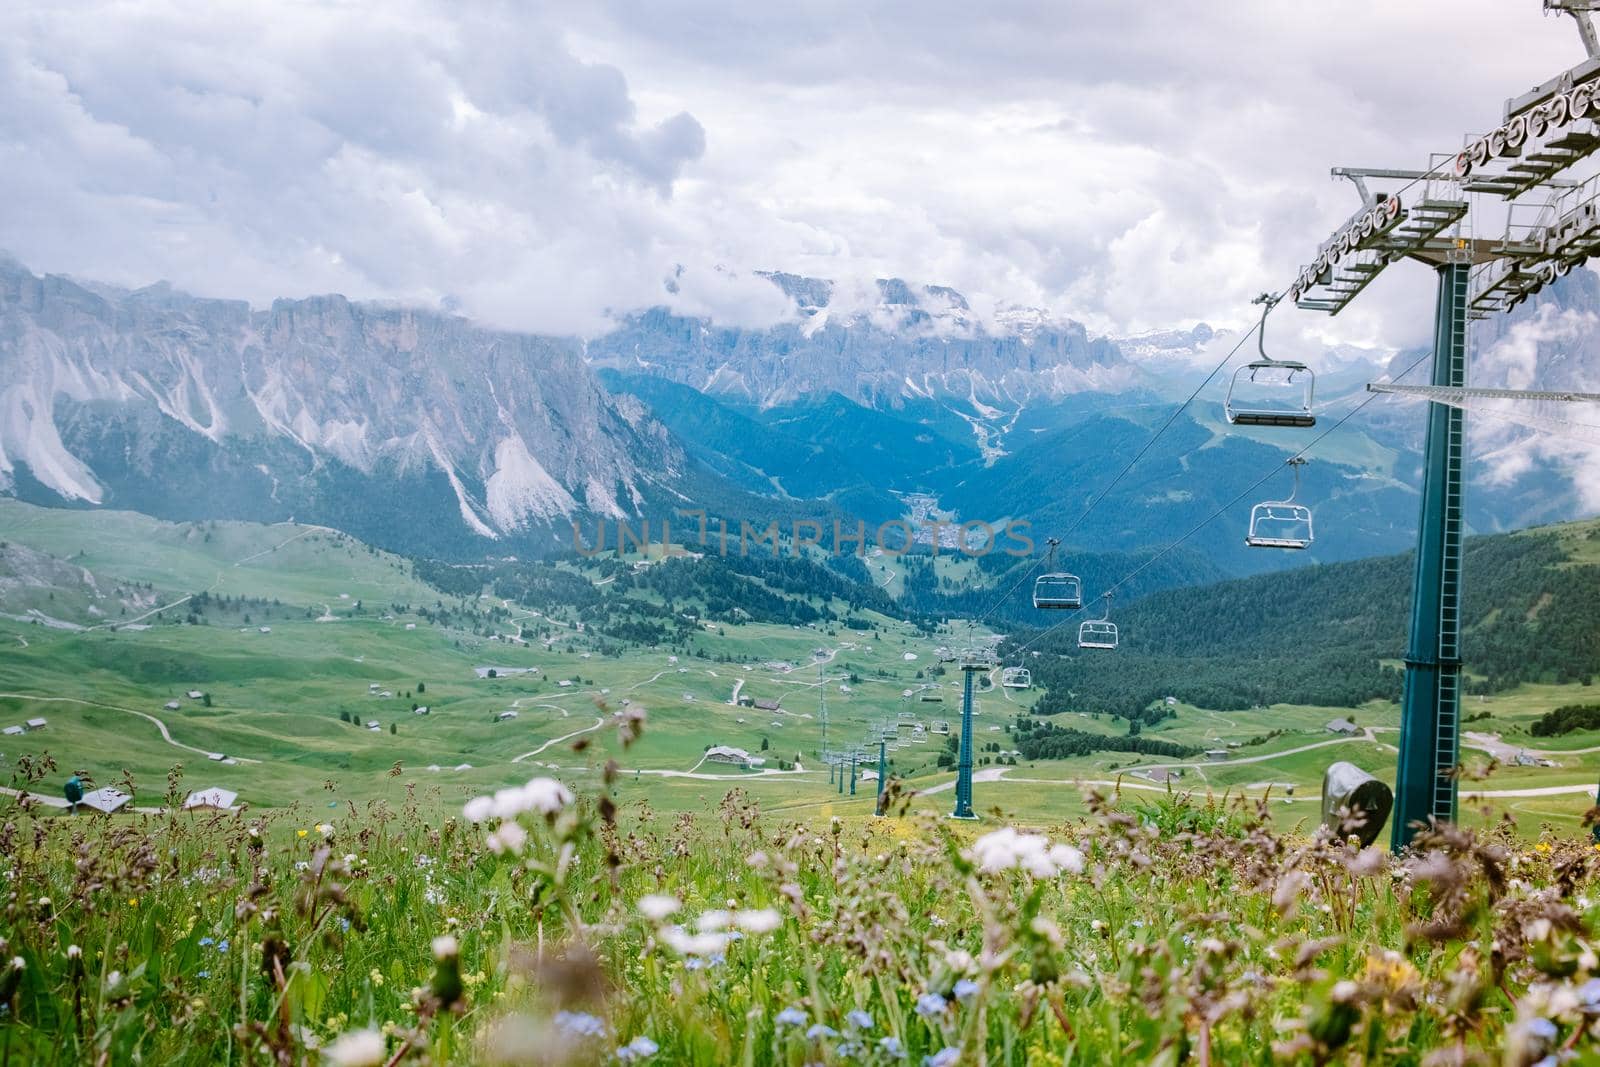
[1251,292,1280,362]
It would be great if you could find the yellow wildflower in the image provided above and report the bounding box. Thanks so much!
[297,829,309,838]
[369,967,384,987]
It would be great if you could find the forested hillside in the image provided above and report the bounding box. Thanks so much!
[1011,521,1600,720]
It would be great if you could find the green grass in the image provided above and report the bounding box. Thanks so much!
[0,499,440,619]
[1,759,1597,1065]
[6,500,1600,836]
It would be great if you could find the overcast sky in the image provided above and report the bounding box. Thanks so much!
[0,1,1588,348]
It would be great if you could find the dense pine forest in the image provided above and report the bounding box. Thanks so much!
[1014,525,1600,722]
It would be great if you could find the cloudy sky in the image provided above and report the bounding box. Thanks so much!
[0,1,1588,347]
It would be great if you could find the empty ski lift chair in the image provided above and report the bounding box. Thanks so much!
[1000,666,1032,689]
[1033,537,1083,609]
[1078,593,1119,650]
[1225,293,1316,428]
[1246,458,1315,550]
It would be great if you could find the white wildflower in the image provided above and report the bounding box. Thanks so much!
[659,927,732,957]
[523,777,573,815]
[490,786,531,820]
[325,1028,386,1067]
[696,910,733,932]
[1030,916,1064,948]
[462,796,494,823]
[969,828,1084,878]
[733,909,782,934]
[637,895,681,921]
[486,821,528,855]
[432,935,459,961]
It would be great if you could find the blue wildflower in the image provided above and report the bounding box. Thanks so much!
[1581,978,1600,1008]
[196,970,210,979]
[198,937,215,947]
[339,918,351,933]
[775,1006,807,1028]
[952,979,979,1005]
[838,1040,864,1057]
[616,1035,659,1062]
[1526,1017,1558,1041]
[877,1036,906,1060]
[845,1009,874,1031]
[806,1024,838,1040]
[216,940,229,954]
[555,1011,608,1038]
[924,1049,960,1067]
[684,953,726,971]
[915,992,947,1018]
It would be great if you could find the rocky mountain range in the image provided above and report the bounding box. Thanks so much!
[0,255,680,554]
[2,253,1596,569]
[587,272,1142,408]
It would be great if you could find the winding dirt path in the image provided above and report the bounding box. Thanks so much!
[0,692,259,764]
[510,716,605,763]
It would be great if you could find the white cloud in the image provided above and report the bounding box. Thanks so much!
[1466,302,1600,508]
[0,1,1595,343]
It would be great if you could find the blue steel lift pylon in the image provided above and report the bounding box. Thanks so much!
[1288,3,1600,852]
[950,649,993,821]
[1391,262,1469,850]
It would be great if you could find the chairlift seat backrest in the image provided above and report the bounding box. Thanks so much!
[1246,501,1314,550]
[1078,620,1118,650]
[1033,573,1083,609]
[1000,667,1032,688]
[1226,360,1317,427]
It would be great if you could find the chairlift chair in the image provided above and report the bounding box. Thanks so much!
[1000,667,1032,689]
[1033,536,1084,610]
[1225,294,1316,428]
[1246,458,1314,550]
[1078,593,1119,651]
[959,647,998,671]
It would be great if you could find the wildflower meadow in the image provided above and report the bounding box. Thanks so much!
[2,718,1600,1065]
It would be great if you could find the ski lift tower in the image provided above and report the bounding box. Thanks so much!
[818,664,830,766]
[950,646,997,820]
[875,733,889,816]
[1291,0,1600,850]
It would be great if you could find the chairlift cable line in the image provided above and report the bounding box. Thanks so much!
[1006,346,1437,659]
[974,298,1279,627]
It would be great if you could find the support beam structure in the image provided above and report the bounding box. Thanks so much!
[1392,263,1470,850]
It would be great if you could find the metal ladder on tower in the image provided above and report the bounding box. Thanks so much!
[1431,259,1470,822]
